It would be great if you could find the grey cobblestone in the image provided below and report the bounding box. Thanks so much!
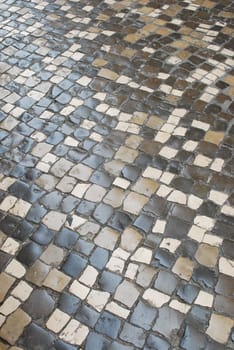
[0,0,234,348]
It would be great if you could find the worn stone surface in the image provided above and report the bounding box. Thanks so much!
[0,0,234,348]
[0,309,31,345]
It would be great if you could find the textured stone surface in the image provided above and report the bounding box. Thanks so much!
[0,309,31,345]
[0,0,233,348]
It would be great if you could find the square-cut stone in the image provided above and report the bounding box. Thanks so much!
[0,273,15,303]
[121,227,142,252]
[136,265,156,288]
[79,221,100,237]
[9,199,31,218]
[106,302,130,319]
[160,172,175,185]
[157,185,173,198]
[204,131,224,145]
[46,309,70,333]
[115,146,138,163]
[60,319,89,345]
[114,280,140,307]
[194,154,212,167]
[0,178,16,191]
[5,259,26,278]
[0,195,17,211]
[106,257,125,274]
[94,227,119,250]
[188,225,205,242]
[1,6,234,350]
[103,188,125,208]
[81,120,96,129]
[219,257,234,277]
[84,184,106,202]
[172,257,195,281]
[125,135,142,148]
[131,247,152,264]
[79,265,99,287]
[168,190,186,204]
[11,281,33,302]
[132,177,159,197]
[36,161,50,173]
[104,160,125,176]
[125,263,138,279]
[195,243,219,268]
[152,220,166,234]
[69,280,90,300]
[209,190,228,205]
[25,260,50,286]
[161,123,175,133]
[202,233,223,247]
[1,238,19,255]
[131,111,147,125]
[43,269,71,292]
[69,163,93,181]
[154,131,171,143]
[65,215,86,230]
[98,68,118,80]
[147,116,164,129]
[92,58,108,67]
[40,245,64,266]
[153,306,184,339]
[195,291,214,307]
[31,143,52,157]
[96,103,109,113]
[192,120,210,131]
[143,167,162,180]
[206,313,234,344]
[0,62,11,73]
[90,132,103,142]
[87,290,110,311]
[0,296,21,316]
[72,183,90,198]
[143,289,170,308]
[121,47,136,58]
[160,238,181,253]
[169,300,191,314]
[159,146,178,159]
[56,176,77,193]
[77,76,92,86]
[194,216,215,230]
[113,177,130,189]
[210,158,224,172]
[51,159,73,178]
[1,116,18,131]
[0,309,31,345]
[107,108,121,117]
[42,211,66,231]
[36,174,58,191]
[120,322,146,348]
[123,192,148,215]
[183,140,198,152]
[221,205,234,217]
[113,248,130,261]
[64,136,79,147]
[187,195,203,210]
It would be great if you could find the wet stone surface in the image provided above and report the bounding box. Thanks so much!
[0,0,234,349]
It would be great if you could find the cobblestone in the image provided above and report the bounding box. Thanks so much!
[0,0,234,348]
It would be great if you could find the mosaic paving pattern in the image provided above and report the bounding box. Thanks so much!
[0,0,234,349]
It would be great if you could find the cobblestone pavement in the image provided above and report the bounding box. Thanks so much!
[0,0,234,349]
